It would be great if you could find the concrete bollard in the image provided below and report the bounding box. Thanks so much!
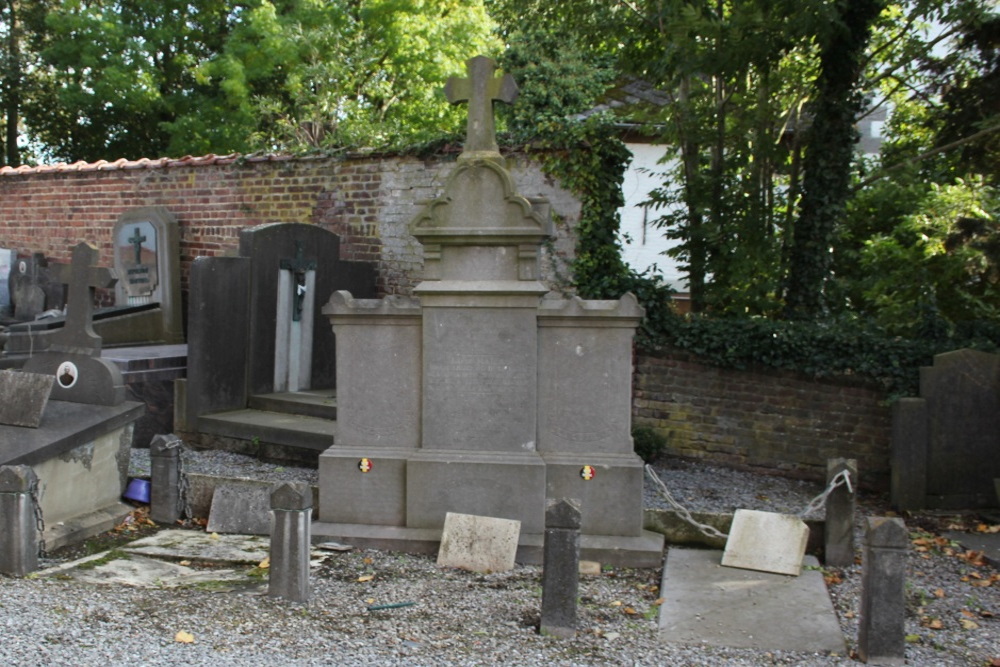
[858,516,908,665]
[149,433,184,524]
[0,465,40,576]
[825,458,857,567]
[269,481,312,603]
[540,497,582,638]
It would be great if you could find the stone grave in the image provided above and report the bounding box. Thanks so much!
[891,348,1000,510]
[314,56,663,566]
[179,222,377,463]
[4,208,185,357]
[1,242,145,550]
[0,247,14,319]
[6,252,66,323]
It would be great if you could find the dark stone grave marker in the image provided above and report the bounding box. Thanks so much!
[0,370,54,428]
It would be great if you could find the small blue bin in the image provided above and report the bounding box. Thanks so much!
[123,478,151,504]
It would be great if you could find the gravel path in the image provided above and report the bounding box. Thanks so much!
[0,451,993,666]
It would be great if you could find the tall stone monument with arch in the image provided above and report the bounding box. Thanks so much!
[315,56,662,565]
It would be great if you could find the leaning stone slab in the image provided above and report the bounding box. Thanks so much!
[437,512,520,573]
[722,509,809,576]
[207,484,273,535]
[0,370,53,428]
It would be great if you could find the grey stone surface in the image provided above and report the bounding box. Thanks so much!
[659,549,846,654]
[892,349,1000,509]
[123,529,271,563]
[0,465,39,576]
[23,353,126,406]
[437,512,521,573]
[149,434,183,524]
[858,516,908,665]
[207,484,273,535]
[111,206,184,344]
[47,241,116,356]
[269,482,312,602]
[316,55,655,566]
[0,370,53,428]
[540,499,581,638]
[8,252,65,321]
[721,509,809,576]
[825,458,857,567]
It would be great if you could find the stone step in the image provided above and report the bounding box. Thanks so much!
[248,389,337,420]
[196,409,336,465]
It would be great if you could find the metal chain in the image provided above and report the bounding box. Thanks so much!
[645,465,855,541]
[28,477,46,558]
[798,469,853,518]
[644,465,730,540]
[177,446,192,520]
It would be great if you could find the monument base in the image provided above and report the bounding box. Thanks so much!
[311,521,665,567]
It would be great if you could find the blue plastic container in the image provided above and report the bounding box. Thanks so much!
[123,478,151,504]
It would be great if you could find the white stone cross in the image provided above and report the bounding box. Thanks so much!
[445,55,518,156]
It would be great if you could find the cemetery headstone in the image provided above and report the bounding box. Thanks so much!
[8,252,65,321]
[0,370,54,428]
[22,242,126,405]
[437,512,520,573]
[317,55,663,566]
[721,509,809,576]
[891,349,1000,510]
[149,434,184,524]
[111,206,184,343]
[0,247,14,318]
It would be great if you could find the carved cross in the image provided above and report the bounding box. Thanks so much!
[49,242,118,356]
[280,241,316,323]
[444,55,518,155]
[128,226,147,264]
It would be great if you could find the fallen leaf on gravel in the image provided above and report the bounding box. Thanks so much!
[174,631,195,644]
[844,611,855,619]
[990,657,1000,667]
[934,588,946,598]
[961,609,976,618]
[975,524,1000,533]
[960,619,979,630]
[922,618,943,630]
[609,600,622,607]
[179,560,191,566]
[653,598,665,606]
[357,574,374,582]
[623,607,638,615]
[905,634,921,643]
[981,610,995,618]
[258,557,270,569]
[363,557,373,565]
[824,572,843,585]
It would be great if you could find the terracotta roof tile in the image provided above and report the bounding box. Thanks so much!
[0,152,284,177]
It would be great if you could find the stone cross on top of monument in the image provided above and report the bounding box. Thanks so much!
[445,55,518,158]
[49,241,118,356]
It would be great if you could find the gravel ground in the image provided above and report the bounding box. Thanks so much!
[0,451,994,666]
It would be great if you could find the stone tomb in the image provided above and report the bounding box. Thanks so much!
[315,56,662,566]
[892,348,1000,510]
[181,222,377,462]
[5,252,66,323]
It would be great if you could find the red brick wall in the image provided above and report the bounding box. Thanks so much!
[633,349,892,486]
[0,153,581,301]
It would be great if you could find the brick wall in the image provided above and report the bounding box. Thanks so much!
[0,152,581,300]
[633,349,892,487]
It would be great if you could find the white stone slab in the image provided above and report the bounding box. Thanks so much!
[437,512,520,573]
[122,529,271,564]
[721,509,808,576]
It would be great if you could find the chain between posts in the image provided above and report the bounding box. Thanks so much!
[28,476,46,558]
[644,465,855,542]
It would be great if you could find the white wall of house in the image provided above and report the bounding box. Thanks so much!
[617,142,687,291]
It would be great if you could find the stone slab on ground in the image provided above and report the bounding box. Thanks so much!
[122,529,270,564]
[38,553,250,589]
[722,509,809,576]
[437,512,520,573]
[943,530,1000,569]
[207,483,272,535]
[659,548,846,655]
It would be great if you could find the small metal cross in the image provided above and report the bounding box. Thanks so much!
[128,226,147,264]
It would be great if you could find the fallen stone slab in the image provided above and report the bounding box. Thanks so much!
[39,552,251,589]
[659,548,846,655]
[122,529,271,564]
[207,483,273,535]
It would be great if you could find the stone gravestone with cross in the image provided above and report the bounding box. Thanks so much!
[22,242,127,405]
[317,56,663,566]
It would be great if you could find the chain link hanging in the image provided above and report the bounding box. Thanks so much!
[28,476,46,558]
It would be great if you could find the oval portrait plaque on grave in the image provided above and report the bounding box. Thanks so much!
[56,360,79,389]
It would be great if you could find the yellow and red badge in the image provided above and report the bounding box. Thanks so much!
[358,458,373,473]
[580,465,596,481]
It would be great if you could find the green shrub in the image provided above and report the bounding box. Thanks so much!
[632,425,667,464]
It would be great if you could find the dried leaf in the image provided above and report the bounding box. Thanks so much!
[922,618,943,630]
[179,560,191,567]
[258,557,270,569]
[174,631,195,644]
[961,609,976,618]
[961,619,979,630]
[623,607,638,615]
[209,532,220,540]
[653,597,665,606]
[610,600,623,607]
[357,574,374,583]
[934,588,946,598]
[363,557,373,565]
[844,611,855,619]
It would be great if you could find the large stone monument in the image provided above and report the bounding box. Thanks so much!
[315,56,662,565]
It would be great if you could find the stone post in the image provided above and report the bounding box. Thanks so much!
[858,516,908,665]
[0,466,39,576]
[825,458,857,567]
[269,481,312,603]
[150,434,184,524]
[540,497,581,638]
